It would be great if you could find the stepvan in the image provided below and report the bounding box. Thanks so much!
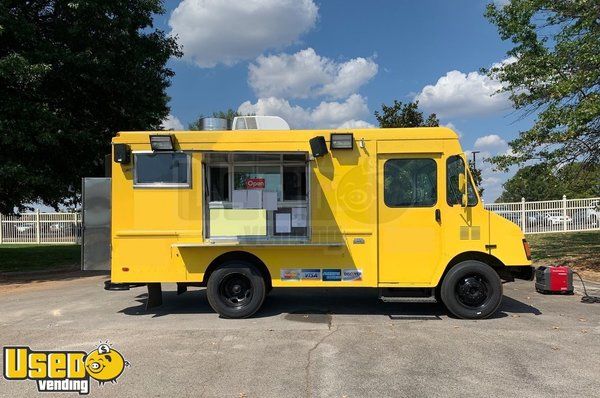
[107,117,533,319]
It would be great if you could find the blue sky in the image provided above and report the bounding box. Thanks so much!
[155,0,530,201]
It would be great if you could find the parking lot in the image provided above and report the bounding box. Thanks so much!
[1,273,599,397]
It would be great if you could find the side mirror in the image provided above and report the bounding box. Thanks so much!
[458,172,466,193]
[458,172,468,207]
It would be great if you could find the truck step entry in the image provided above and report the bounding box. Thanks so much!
[380,296,437,303]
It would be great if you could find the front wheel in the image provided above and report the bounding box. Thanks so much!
[440,260,503,319]
[206,261,266,318]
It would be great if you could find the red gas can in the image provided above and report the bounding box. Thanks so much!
[535,266,574,294]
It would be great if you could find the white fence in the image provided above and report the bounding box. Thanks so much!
[0,211,81,244]
[485,196,600,234]
[0,197,598,244]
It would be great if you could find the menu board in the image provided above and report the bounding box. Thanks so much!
[291,207,307,227]
[232,189,277,210]
[273,208,308,236]
[275,213,291,233]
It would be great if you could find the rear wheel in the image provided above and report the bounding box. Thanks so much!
[440,260,503,319]
[206,261,266,318]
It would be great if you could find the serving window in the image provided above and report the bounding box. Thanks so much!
[204,152,309,240]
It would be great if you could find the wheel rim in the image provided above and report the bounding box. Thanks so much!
[219,273,253,308]
[455,273,491,308]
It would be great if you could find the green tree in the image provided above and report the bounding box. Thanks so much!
[375,100,439,128]
[496,162,599,202]
[0,1,180,214]
[556,162,600,198]
[485,0,600,177]
[188,109,243,130]
[497,164,561,202]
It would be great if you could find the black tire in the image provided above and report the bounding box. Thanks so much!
[206,261,266,319]
[440,260,503,319]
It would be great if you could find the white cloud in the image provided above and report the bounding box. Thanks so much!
[337,119,375,129]
[490,56,518,74]
[415,61,513,118]
[311,94,370,126]
[493,0,511,7]
[169,0,318,68]
[474,134,508,152]
[321,57,378,98]
[468,133,513,202]
[238,94,370,129]
[239,97,309,128]
[479,159,507,203]
[248,48,378,99]
[161,114,184,130]
[465,148,501,202]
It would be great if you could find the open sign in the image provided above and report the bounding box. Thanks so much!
[245,178,265,189]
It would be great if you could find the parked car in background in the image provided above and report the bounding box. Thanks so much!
[49,223,65,231]
[499,212,521,226]
[526,212,545,225]
[587,200,599,222]
[44,222,80,240]
[571,202,599,226]
[544,212,572,225]
[15,223,35,234]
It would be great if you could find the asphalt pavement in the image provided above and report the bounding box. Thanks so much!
[0,273,599,397]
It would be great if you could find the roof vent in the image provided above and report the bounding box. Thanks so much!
[199,117,230,131]
[232,116,290,130]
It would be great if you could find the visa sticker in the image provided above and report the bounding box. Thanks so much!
[343,269,362,281]
[300,269,321,280]
[322,269,342,282]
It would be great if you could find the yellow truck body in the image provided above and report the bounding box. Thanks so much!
[110,127,532,318]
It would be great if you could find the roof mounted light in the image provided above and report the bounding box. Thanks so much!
[330,133,354,150]
[150,135,174,151]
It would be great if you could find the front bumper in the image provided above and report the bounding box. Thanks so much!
[508,266,535,281]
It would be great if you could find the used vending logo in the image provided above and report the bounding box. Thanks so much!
[3,342,129,395]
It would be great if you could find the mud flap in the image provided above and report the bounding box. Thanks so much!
[177,283,187,295]
[146,283,163,310]
[104,280,130,291]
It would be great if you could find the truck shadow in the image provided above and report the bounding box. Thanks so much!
[119,286,541,319]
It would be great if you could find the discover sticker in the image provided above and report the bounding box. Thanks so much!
[343,269,363,281]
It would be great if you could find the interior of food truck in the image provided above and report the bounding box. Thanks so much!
[202,152,310,242]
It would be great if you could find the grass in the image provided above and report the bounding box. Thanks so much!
[0,244,80,273]
[0,232,598,278]
[527,231,600,281]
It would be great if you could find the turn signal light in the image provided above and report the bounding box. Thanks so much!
[523,239,531,260]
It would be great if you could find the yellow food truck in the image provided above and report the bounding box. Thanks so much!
[108,119,533,319]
